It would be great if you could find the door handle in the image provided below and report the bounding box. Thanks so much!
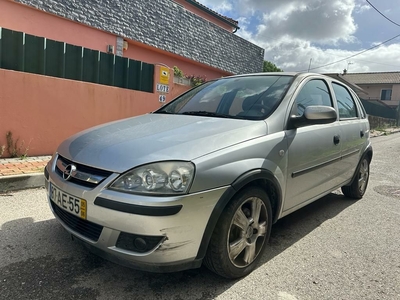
[333,135,340,145]
[360,131,365,138]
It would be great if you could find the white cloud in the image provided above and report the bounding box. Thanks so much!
[354,4,371,14]
[235,17,253,40]
[263,40,400,73]
[216,1,233,12]
[196,0,233,13]
[196,0,400,73]
[256,0,357,44]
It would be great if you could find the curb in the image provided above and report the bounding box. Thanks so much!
[0,173,44,193]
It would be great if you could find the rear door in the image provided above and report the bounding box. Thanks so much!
[284,78,342,212]
[331,82,367,182]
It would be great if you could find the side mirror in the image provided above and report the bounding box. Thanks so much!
[290,106,337,128]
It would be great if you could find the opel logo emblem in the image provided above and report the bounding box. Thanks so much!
[63,164,77,181]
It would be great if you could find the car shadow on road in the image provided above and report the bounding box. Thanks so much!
[0,192,357,300]
[260,191,356,265]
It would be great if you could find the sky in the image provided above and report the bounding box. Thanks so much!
[197,0,400,73]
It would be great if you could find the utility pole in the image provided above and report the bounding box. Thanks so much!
[308,58,312,72]
[347,61,354,72]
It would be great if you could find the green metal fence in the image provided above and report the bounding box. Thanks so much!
[360,99,397,120]
[0,28,154,93]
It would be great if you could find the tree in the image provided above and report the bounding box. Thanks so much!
[263,61,283,72]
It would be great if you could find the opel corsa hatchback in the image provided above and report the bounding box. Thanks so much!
[45,73,372,278]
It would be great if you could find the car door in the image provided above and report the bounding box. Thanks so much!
[331,82,367,182]
[284,78,342,212]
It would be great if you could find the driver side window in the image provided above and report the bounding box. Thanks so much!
[294,79,333,116]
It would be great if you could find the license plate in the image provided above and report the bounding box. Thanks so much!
[50,184,87,220]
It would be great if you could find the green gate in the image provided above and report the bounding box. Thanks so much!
[0,27,154,93]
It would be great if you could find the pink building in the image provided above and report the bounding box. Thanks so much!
[1,0,262,79]
[0,0,264,158]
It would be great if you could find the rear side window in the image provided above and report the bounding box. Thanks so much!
[332,83,358,119]
[352,91,367,119]
[294,79,333,116]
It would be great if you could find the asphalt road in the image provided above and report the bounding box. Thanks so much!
[1,134,400,300]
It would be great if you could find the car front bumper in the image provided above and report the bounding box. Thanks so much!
[45,158,228,272]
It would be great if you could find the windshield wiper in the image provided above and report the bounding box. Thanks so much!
[153,111,175,114]
[181,111,235,118]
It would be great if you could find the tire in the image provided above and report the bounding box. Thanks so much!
[204,187,272,279]
[341,157,370,199]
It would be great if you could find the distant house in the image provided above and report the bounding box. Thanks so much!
[1,0,264,80]
[340,72,400,109]
[325,73,367,96]
[326,72,400,108]
[326,72,400,121]
[330,72,400,108]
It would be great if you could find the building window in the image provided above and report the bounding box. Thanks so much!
[381,89,392,100]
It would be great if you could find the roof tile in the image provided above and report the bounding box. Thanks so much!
[15,0,262,74]
[342,72,400,85]
[186,0,239,27]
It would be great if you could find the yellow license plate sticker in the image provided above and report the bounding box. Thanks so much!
[80,199,87,220]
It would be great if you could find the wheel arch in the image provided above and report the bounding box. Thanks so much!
[365,145,373,162]
[195,169,283,260]
[344,145,373,187]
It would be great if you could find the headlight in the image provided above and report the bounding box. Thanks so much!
[109,161,195,195]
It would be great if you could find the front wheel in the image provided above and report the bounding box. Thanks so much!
[204,187,272,278]
[341,157,370,199]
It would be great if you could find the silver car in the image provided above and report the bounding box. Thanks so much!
[45,73,372,278]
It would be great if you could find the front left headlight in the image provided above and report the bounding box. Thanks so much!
[109,161,195,195]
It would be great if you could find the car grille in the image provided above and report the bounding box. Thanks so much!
[51,201,103,242]
[55,155,113,188]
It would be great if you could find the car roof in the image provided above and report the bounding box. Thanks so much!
[222,72,351,86]
[223,72,331,79]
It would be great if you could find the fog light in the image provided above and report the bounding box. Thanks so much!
[134,238,147,252]
[116,232,165,253]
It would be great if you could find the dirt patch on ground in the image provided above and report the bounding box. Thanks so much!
[370,127,400,138]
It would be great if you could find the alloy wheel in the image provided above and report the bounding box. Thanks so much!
[358,159,369,193]
[227,197,268,268]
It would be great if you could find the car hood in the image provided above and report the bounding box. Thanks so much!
[57,114,267,173]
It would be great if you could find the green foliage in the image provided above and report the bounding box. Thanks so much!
[185,74,207,86]
[173,66,184,78]
[374,126,387,132]
[6,131,21,158]
[4,131,29,159]
[174,65,207,86]
[263,61,283,72]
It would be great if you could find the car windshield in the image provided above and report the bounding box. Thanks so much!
[155,75,293,120]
